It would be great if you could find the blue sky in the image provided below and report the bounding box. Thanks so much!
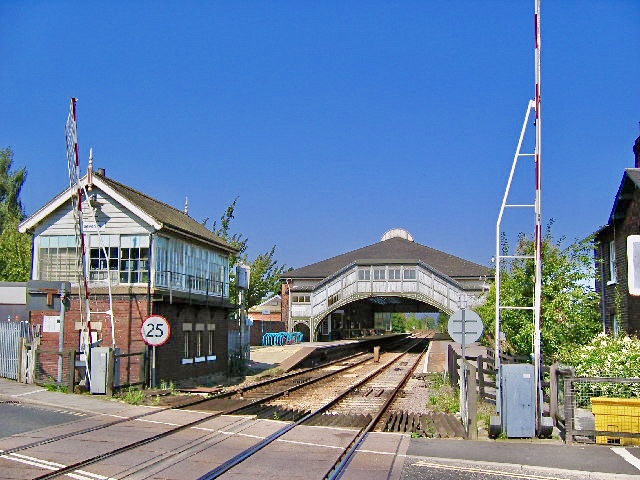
[1,1,639,270]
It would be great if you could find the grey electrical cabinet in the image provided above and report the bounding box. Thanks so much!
[90,347,111,394]
[501,363,535,438]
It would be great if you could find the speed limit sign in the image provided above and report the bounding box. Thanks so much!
[141,315,171,347]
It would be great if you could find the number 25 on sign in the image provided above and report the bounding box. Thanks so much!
[141,315,171,347]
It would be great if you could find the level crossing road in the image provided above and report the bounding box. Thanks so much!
[402,438,640,479]
[0,402,91,439]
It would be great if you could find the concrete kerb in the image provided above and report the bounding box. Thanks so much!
[0,377,151,416]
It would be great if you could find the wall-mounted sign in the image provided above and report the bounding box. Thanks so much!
[42,315,61,333]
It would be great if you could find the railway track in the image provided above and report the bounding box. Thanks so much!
[0,336,428,479]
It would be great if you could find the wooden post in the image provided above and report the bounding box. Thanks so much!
[106,348,115,397]
[476,355,485,401]
[549,363,558,423]
[467,361,478,440]
[18,337,25,383]
[68,350,76,392]
[447,344,459,387]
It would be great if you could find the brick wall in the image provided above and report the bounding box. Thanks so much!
[249,320,286,345]
[31,294,231,385]
[153,303,230,383]
[597,188,640,334]
[280,283,290,331]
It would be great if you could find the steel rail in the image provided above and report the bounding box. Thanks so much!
[325,341,427,479]
[27,346,386,479]
[2,349,369,458]
[195,337,426,480]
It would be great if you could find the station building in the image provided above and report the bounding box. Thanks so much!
[281,229,492,341]
[18,166,238,385]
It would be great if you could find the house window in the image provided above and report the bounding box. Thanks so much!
[208,329,214,356]
[154,236,229,297]
[328,292,340,306]
[358,269,370,281]
[373,269,386,280]
[403,269,417,280]
[39,234,150,285]
[609,240,617,284]
[292,295,310,303]
[389,269,401,280]
[119,235,150,284]
[195,330,203,357]
[182,323,193,364]
[207,325,216,361]
[37,236,77,282]
[320,318,330,335]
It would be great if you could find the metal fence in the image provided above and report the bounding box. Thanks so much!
[0,322,33,380]
[552,367,640,444]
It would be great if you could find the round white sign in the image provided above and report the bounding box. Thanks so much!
[447,309,483,344]
[141,315,171,347]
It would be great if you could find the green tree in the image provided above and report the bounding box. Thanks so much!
[0,215,31,281]
[0,148,30,281]
[391,313,406,333]
[208,198,285,309]
[476,225,601,361]
[0,148,27,231]
[247,246,287,308]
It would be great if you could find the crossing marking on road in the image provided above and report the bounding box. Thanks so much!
[612,447,640,472]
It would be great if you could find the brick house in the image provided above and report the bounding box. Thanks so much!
[18,166,239,385]
[247,294,284,345]
[594,135,640,334]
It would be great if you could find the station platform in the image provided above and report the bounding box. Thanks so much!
[248,332,478,376]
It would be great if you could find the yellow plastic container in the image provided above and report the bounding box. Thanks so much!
[591,397,640,445]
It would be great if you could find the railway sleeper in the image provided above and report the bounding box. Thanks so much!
[306,412,372,428]
[383,411,465,438]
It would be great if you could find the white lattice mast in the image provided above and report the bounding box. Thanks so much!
[65,98,93,365]
[65,100,117,382]
[494,0,544,433]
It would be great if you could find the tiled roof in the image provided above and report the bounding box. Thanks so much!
[605,168,640,227]
[282,236,491,280]
[94,172,237,253]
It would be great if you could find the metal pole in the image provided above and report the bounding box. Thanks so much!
[151,345,156,388]
[459,294,468,435]
[57,284,67,384]
[533,0,543,435]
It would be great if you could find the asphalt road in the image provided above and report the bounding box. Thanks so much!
[0,401,90,438]
[403,437,640,479]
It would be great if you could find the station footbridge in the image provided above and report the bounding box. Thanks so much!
[281,229,492,341]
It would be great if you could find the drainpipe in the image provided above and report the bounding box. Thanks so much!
[596,240,606,333]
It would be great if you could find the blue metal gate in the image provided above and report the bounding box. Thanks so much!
[0,322,22,380]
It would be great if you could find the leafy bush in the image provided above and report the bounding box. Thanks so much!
[561,333,640,378]
[427,374,459,414]
[560,333,640,399]
[120,386,145,405]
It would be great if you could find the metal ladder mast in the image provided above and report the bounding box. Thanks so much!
[494,0,543,434]
[65,98,116,383]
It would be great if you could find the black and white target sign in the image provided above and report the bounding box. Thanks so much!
[141,315,171,347]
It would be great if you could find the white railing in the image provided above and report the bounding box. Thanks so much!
[310,262,468,325]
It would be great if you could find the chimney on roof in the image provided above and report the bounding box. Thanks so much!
[97,168,105,176]
[87,148,93,190]
[184,196,189,215]
[635,134,640,169]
